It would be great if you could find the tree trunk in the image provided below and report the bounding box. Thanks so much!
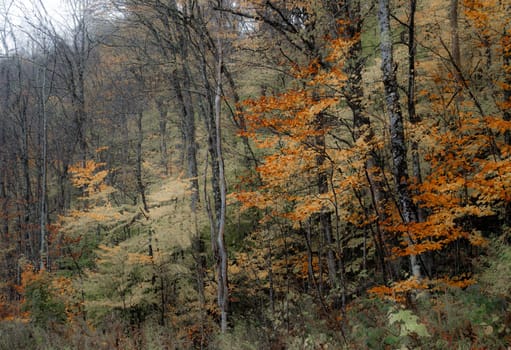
[504,29,511,146]
[135,111,148,212]
[407,0,425,215]
[0,175,7,237]
[338,0,391,284]
[377,0,421,279]
[193,10,228,331]
[170,69,199,211]
[315,111,340,299]
[75,63,87,162]
[222,65,258,168]
[196,30,222,225]
[214,36,229,333]
[39,65,48,270]
[16,58,35,262]
[449,0,461,83]
[181,67,200,211]
[155,98,169,175]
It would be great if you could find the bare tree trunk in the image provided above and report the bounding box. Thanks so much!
[449,0,461,82]
[192,6,228,330]
[215,34,229,333]
[407,0,418,127]
[0,175,7,238]
[407,0,426,217]
[15,54,35,261]
[196,29,222,225]
[74,0,89,162]
[174,7,199,210]
[181,67,199,211]
[170,68,199,211]
[191,231,206,347]
[39,64,48,270]
[337,0,391,284]
[135,111,148,212]
[503,26,511,146]
[408,0,421,177]
[75,65,87,162]
[267,231,275,314]
[503,20,511,222]
[377,0,421,279]
[222,65,258,168]
[155,98,169,175]
[312,99,339,294]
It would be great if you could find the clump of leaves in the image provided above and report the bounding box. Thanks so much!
[19,266,66,327]
[384,305,430,347]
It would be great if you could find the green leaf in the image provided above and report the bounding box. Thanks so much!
[388,308,431,338]
[383,335,400,345]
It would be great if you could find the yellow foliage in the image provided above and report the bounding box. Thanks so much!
[368,278,428,303]
[127,252,154,265]
[68,160,109,196]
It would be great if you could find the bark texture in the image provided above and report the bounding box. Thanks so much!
[377,0,421,279]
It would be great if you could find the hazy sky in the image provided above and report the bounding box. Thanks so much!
[3,0,67,26]
[1,0,67,53]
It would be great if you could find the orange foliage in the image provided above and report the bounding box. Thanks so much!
[11,264,43,322]
[16,263,41,296]
[390,104,510,258]
[368,276,475,303]
[233,35,354,225]
[368,278,429,303]
[68,159,109,197]
[232,0,511,303]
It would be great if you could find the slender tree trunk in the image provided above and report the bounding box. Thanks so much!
[175,15,199,211]
[135,111,148,212]
[215,36,229,333]
[449,0,461,83]
[0,74,8,238]
[18,70,34,261]
[267,231,275,314]
[192,231,206,347]
[194,14,226,327]
[222,65,258,168]
[503,23,511,222]
[76,0,89,163]
[407,0,426,219]
[407,0,418,127]
[504,31,511,146]
[55,158,69,211]
[0,175,7,237]
[156,98,169,175]
[39,66,48,270]
[449,0,464,128]
[377,0,421,279]
[338,0,391,283]
[303,219,322,301]
[315,111,340,301]
[76,67,87,162]
[182,67,200,211]
[406,2,429,278]
[170,69,199,211]
[196,31,222,224]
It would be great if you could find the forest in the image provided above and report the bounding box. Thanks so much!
[0,0,510,348]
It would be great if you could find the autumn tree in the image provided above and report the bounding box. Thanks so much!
[234,23,362,307]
